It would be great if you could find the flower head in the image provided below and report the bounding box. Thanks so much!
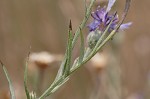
[88,0,132,32]
[29,51,63,70]
[90,53,108,71]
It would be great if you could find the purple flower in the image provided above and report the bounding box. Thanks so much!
[88,0,132,32]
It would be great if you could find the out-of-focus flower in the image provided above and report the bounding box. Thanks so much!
[90,53,108,71]
[127,93,144,99]
[29,51,63,70]
[1,90,10,99]
[88,0,132,32]
[1,83,24,99]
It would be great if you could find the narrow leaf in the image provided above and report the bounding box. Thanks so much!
[83,0,87,15]
[64,20,73,76]
[54,56,67,81]
[0,61,16,99]
[50,77,69,94]
[24,53,30,99]
[78,27,85,64]
[39,76,65,99]
[71,57,79,68]
[55,20,73,79]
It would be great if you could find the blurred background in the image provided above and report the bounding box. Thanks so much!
[0,0,150,99]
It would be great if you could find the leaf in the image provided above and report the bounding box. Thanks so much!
[24,53,30,99]
[0,61,16,99]
[71,57,79,68]
[50,77,69,94]
[64,20,73,76]
[55,20,73,79]
[54,56,67,81]
[83,0,87,14]
[78,27,85,64]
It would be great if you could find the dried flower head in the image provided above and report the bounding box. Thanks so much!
[90,53,108,71]
[88,0,132,32]
[29,51,63,70]
[127,93,144,99]
[1,90,10,99]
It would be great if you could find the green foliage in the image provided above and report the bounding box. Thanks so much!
[0,61,16,99]
[0,0,131,99]
[24,53,31,99]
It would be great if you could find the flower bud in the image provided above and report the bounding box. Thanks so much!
[87,30,102,49]
[90,53,107,71]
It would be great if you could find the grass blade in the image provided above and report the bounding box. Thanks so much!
[0,61,16,99]
[24,53,30,99]
[78,27,85,63]
[55,20,73,79]
[55,56,67,80]
[48,77,69,95]
[64,20,73,76]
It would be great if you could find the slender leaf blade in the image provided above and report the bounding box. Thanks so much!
[54,56,67,81]
[24,53,30,99]
[49,77,69,94]
[78,27,85,64]
[64,20,73,76]
[0,61,16,99]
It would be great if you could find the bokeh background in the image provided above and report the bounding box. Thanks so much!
[0,0,150,99]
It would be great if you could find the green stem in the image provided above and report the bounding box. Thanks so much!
[38,0,131,98]
[72,0,96,48]
[38,0,96,98]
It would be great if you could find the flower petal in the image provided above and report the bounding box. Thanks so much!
[97,7,107,22]
[88,20,100,31]
[91,12,100,20]
[106,0,116,12]
[120,22,132,30]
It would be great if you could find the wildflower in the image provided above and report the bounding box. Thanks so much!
[29,51,63,70]
[88,0,132,32]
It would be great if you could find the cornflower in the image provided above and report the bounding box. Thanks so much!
[88,0,132,32]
